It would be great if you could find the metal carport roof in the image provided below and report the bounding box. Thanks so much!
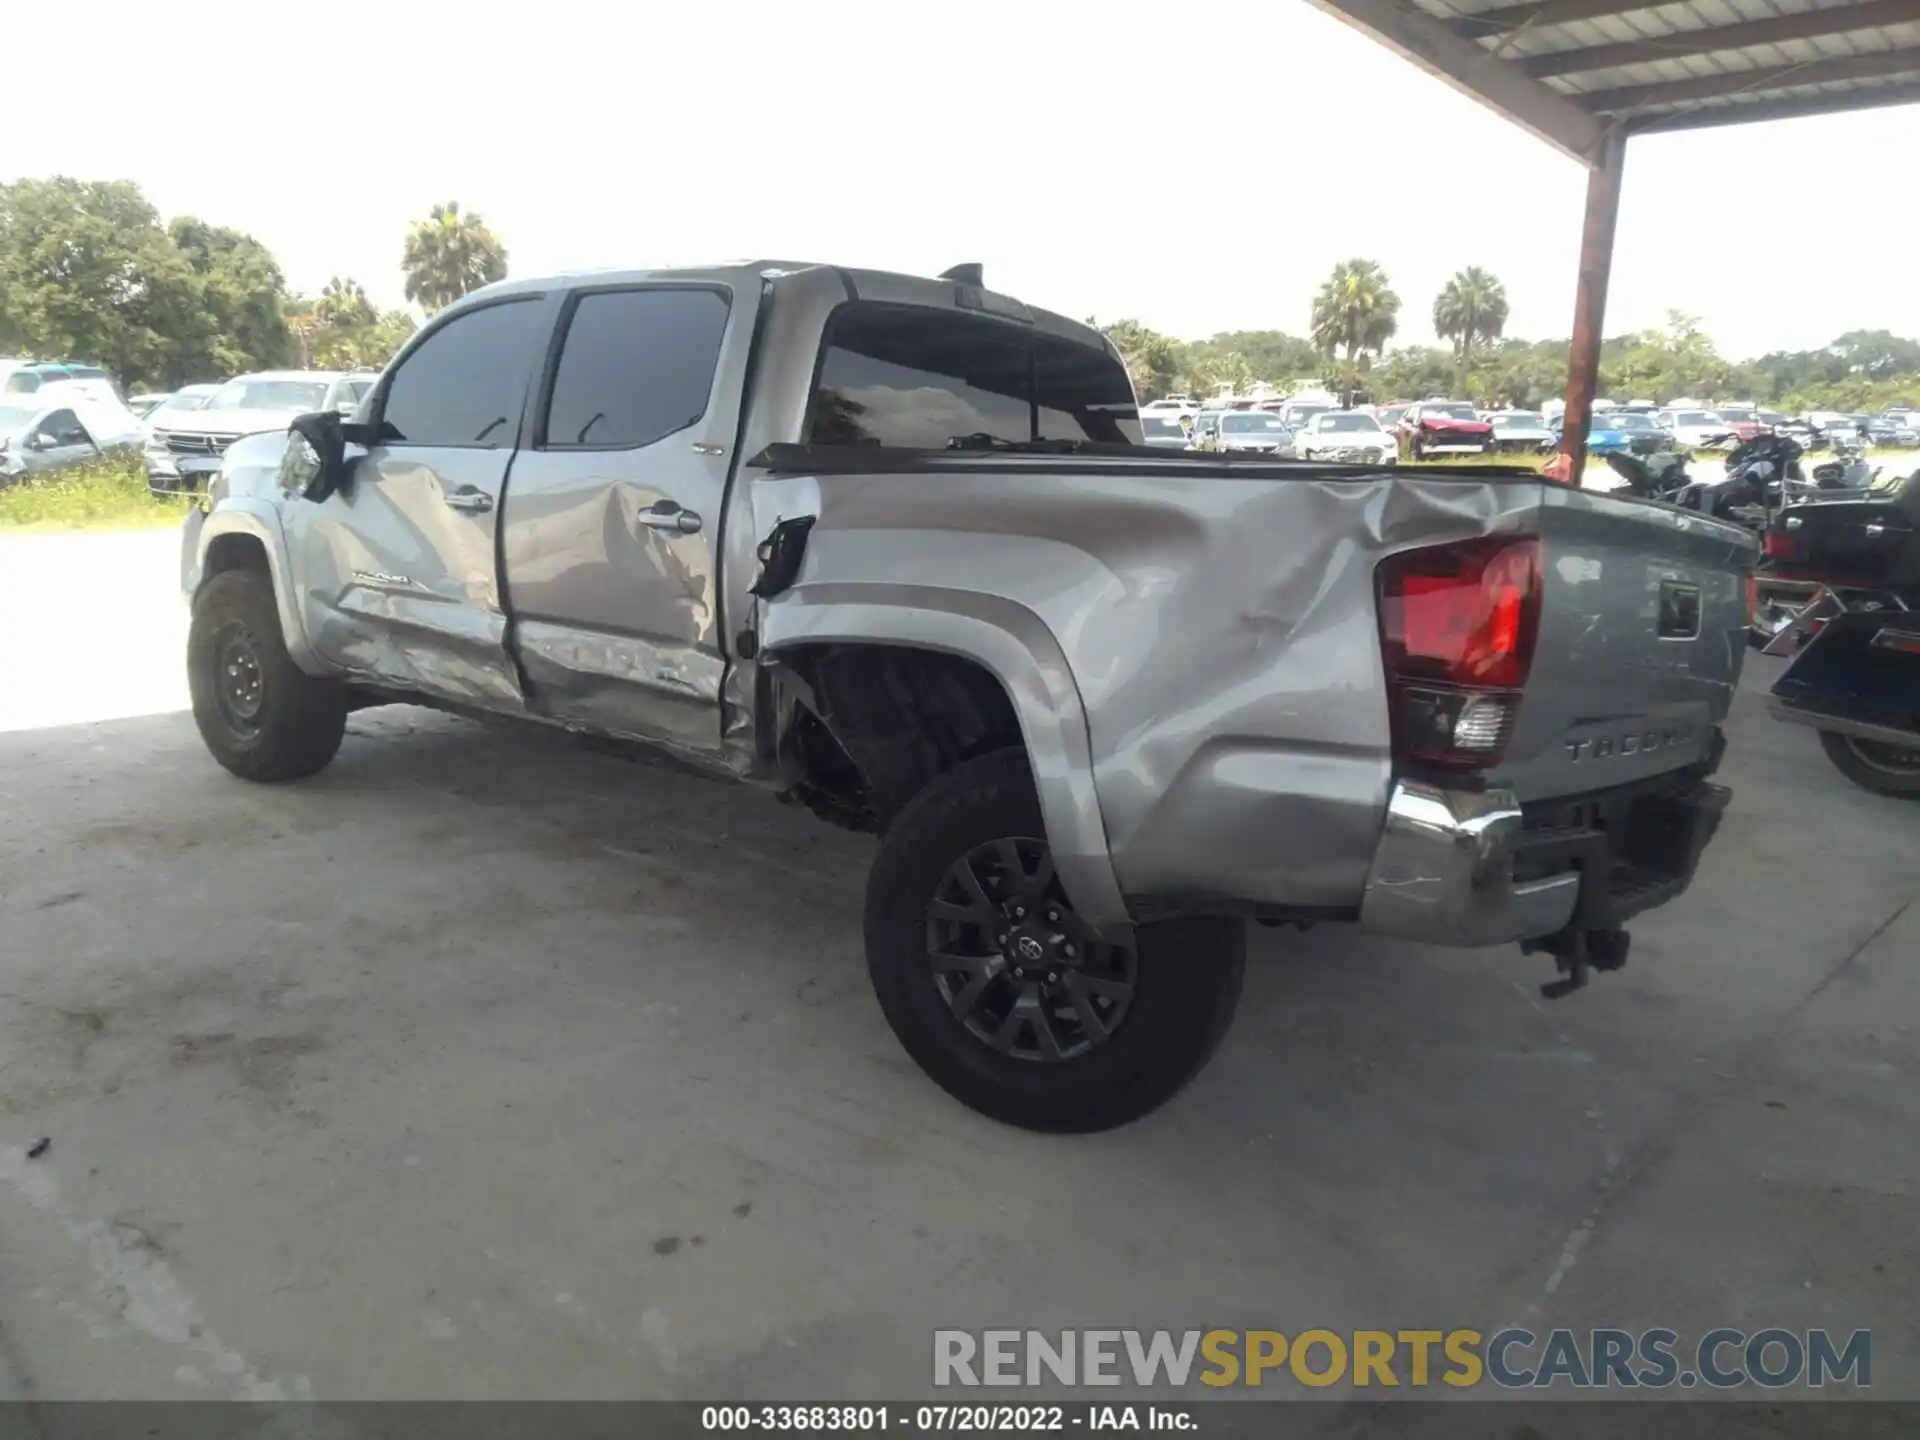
[1311,0,1920,164]
[1307,0,1920,484]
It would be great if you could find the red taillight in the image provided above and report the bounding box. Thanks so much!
[1376,536,1541,769]
[1762,530,1797,560]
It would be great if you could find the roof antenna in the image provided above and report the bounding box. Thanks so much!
[939,263,984,286]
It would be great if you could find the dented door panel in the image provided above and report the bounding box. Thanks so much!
[296,448,523,708]
[500,278,758,758]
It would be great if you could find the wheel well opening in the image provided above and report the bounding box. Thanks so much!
[203,533,270,580]
[772,644,1025,833]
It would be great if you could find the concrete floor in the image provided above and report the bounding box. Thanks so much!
[0,528,1915,1410]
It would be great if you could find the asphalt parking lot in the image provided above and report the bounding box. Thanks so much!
[1,527,1916,1416]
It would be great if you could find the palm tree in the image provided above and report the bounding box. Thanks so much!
[401,202,508,313]
[314,276,377,331]
[1311,260,1401,405]
[1432,267,1510,393]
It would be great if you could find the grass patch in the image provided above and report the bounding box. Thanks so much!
[0,451,194,531]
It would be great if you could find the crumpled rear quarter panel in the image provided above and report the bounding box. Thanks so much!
[763,466,1541,916]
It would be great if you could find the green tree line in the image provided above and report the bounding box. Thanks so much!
[0,178,507,391]
[1098,258,1920,414]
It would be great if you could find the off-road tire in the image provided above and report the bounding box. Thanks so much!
[865,749,1245,1132]
[1817,730,1920,798]
[188,568,347,782]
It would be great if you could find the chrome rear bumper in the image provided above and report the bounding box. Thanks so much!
[1359,782,1578,947]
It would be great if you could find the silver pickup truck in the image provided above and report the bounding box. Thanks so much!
[180,260,1757,1132]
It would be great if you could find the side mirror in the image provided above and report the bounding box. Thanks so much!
[283,410,352,502]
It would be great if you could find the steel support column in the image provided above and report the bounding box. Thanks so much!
[1559,132,1625,488]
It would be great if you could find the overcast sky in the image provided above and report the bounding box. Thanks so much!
[7,0,1915,361]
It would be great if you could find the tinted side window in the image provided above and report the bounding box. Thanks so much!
[379,299,545,447]
[543,288,731,449]
[1034,331,1140,444]
[811,305,1031,449]
[807,302,1138,449]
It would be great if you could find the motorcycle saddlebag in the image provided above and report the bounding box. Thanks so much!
[1771,610,1920,738]
[1766,474,1920,588]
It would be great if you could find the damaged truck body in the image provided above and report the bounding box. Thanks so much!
[180,260,1758,1132]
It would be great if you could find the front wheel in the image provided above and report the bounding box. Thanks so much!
[1817,730,1920,797]
[864,749,1245,1132]
[188,568,348,782]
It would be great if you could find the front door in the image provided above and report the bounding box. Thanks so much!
[27,408,97,472]
[500,281,750,758]
[294,294,554,710]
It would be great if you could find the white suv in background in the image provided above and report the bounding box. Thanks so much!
[146,370,377,494]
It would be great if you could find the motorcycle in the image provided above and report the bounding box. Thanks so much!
[1811,439,1879,491]
[1602,448,1692,502]
[1759,469,1920,796]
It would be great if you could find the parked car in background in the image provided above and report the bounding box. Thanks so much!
[0,393,144,482]
[1188,409,1226,450]
[1375,404,1408,433]
[1214,410,1295,454]
[1661,409,1737,451]
[2,362,118,398]
[1139,414,1190,449]
[1292,410,1394,464]
[1555,410,1663,458]
[130,386,217,420]
[1866,413,1919,447]
[1277,398,1334,432]
[1712,403,1768,443]
[146,370,378,494]
[1397,400,1493,459]
[1486,410,1556,453]
[137,385,224,430]
[1610,410,1674,454]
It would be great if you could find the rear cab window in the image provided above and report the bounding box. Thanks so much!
[806,302,1140,449]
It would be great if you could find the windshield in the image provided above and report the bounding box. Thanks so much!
[1141,416,1184,438]
[1495,412,1544,427]
[1286,406,1329,425]
[1428,403,1477,420]
[1611,413,1657,431]
[153,392,215,418]
[0,404,38,432]
[1320,413,1379,432]
[1221,413,1289,433]
[1674,412,1715,425]
[205,378,333,412]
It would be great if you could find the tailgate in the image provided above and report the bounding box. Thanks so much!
[1489,486,1758,803]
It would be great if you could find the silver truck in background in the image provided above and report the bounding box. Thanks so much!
[180,260,1758,1132]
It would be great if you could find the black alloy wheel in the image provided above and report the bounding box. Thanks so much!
[925,836,1136,1062]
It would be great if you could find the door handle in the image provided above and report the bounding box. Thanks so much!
[444,487,494,514]
[636,500,703,535]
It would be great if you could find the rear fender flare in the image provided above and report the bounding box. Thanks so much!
[759,585,1129,932]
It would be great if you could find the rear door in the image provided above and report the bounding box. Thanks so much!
[500,279,753,757]
[294,293,554,709]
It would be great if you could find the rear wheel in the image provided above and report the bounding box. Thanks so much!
[188,568,347,782]
[1817,730,1920,798]
[864,749,1245,1132]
